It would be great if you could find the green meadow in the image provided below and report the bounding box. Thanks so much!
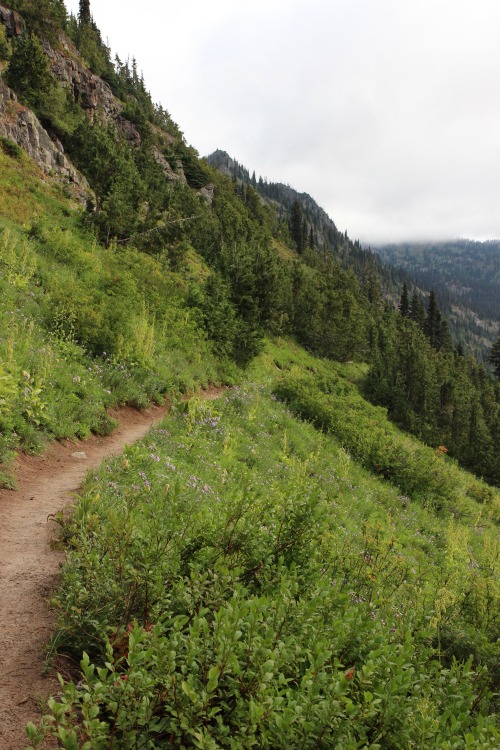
[26,341,499,749]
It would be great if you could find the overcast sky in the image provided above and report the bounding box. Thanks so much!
[66,0,500,244]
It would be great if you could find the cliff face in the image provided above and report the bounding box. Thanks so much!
[0,5,89,194]
[0,78,88,196]
[0,4,193,200]
[0,5,188,192]
[0,5,23,37]
[43,39,122,122]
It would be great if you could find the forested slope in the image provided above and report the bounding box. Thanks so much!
[208,150,500,367]
[376,240,500,362]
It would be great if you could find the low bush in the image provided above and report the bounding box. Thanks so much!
[29,387,499,748]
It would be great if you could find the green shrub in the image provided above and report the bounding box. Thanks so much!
[0,135,23,159]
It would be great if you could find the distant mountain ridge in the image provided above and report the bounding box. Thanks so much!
[376,239,500,321]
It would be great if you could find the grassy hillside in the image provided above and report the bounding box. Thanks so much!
[27,340,499,748]
[0,146,227,485]
[2,4,500,485]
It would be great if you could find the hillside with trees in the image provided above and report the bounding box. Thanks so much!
[376,240,500,361]
[0,2,499,747]
[207,152,499,368]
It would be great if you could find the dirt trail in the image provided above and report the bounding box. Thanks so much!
[0,388,225,749]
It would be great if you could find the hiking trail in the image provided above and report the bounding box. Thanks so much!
[0,388,225,749]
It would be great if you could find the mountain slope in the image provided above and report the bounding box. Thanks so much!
[1,3,499,485]
[0,3,499,747]
[376,239,500,360]
[208,150,499,365]
[28,341,500,749]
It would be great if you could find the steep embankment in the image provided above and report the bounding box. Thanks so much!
[0,390,224,750]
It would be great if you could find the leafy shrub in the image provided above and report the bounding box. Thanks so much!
[0,135,23,159]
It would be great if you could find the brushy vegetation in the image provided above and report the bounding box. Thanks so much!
[274,369,499,521]
[2,0,500,483]
[27,342,499,748]
[0,150,225,485]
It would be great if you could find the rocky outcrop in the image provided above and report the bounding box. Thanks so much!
[0,8,188,193]
[197,183,215,206]
[150,126,183,182]
[0,5,24,37]
[43,40,122,121]
[0,79,89,198]
[152,147,178,181]
[118,115,141,146]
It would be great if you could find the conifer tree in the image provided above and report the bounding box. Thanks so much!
[6,32,54,110]
[290,200,304,253]
[309,226,315,249]
[7,0,66,39]
[399,282,410,317]
[409,291,426,329]
[79,0,91,26]
[489,335,500,378]
[424,290,443,348]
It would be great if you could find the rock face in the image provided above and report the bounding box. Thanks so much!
[0,7,188,193]
[0,8,87,193]
[197,183,215,206]
[0,79,89,197]
[44,40,122,121]
[0,5,24,37]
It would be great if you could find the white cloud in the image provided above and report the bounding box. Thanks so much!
[65,0,500,242]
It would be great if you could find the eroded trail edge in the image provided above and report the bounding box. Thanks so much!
[0,389,225,749]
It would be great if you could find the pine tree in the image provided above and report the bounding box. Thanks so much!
[302,218,307,252]
[290,200,304,253]
[399,282,410,317]
[79,0,91,26]
[409,291,426,329]
[8,1,67,39]
[6,32,54,111]
[424,290,443,349]
[489,335,500,378]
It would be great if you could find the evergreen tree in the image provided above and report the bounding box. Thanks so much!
[290,200,304,253]
[78,0,91,26]
[424,290,444,349]
[308,226,315,250]
[8,1,66,39]
[302,218,307,253]
[489,335,500,377]
[398,282,410,317]
[409,291,426,329]
[6,32,54,111]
